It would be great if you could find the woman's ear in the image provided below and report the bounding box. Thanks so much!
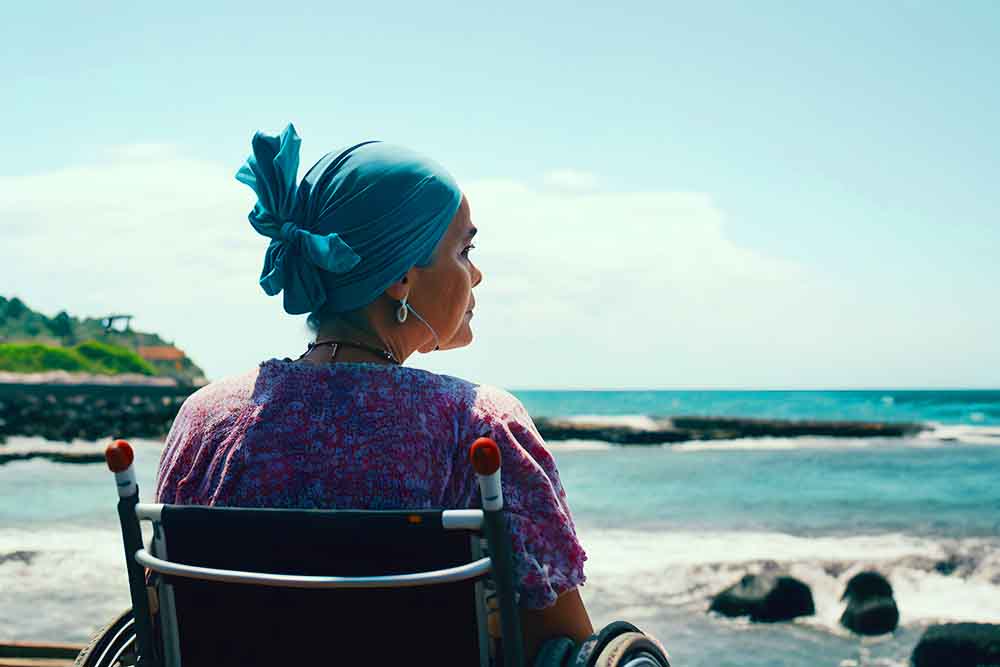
[383,270,414,301]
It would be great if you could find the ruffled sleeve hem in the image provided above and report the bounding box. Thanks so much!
[470,385,589,609]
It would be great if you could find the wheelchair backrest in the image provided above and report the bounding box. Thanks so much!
[154,505,483,666]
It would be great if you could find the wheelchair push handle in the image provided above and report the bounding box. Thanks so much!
[469,437,503,511]
[469,436,523,666]
[104,439,160,666]
[106,439,138,498]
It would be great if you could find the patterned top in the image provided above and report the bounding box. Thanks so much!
[155,358,587,609]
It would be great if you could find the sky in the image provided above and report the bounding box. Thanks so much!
[2,1,998,389]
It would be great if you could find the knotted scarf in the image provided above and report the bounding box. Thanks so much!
[236,124,462,315]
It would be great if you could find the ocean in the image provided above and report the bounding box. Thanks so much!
[2,389,999,666]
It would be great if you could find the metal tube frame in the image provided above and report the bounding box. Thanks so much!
[121,504,522,666]
[116,492,160,667]
[135,549,493,589]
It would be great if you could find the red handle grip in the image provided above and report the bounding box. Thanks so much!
[105,439,134,473]
[469,437,501,476]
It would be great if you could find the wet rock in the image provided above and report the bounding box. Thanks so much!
[933,553,978,577]
[912,623,1000,667]
[671,416,924,438]
[0,383,191,447]
[532,416,926,445]
[0,550,38,565]
[840,571,899,635]
[532,418,690,445]
[709,573,815,622]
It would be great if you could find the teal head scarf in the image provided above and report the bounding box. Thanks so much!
[236,124,463,315]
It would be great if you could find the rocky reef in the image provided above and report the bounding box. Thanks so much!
[0,381,193,461]
[1,381,928,465]
[533,415,925,445]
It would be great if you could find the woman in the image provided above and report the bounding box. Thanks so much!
[155,124,593,660]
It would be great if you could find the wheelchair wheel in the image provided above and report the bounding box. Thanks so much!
[534,636,576,666]
[567,621,642,666]
[74,609,138,667]
[593,632,670,667]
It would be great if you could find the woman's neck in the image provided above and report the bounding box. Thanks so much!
[299,309,407,366]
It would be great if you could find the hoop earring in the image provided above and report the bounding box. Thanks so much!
[396,295,409,324]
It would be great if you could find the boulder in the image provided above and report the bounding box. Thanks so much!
[840,571,899,635]
[709,573,815,622]
[912,623,1000,667]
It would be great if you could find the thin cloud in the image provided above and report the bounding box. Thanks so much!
[542,168,599,191]
[6,146,983,388]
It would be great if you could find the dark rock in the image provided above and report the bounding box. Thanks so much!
[532,418,691,445]
[709,573,815,622]
[0,550,38,565]
[531,415,926,446]
[912,623,1000,667]
[840,571,899,636]
[933,554,977,577]
[671,416,924,438]
[0,383,192,449]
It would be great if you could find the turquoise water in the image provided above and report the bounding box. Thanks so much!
[558,442,1000,538]
[2,389,999,666]
[513,389,1000,425]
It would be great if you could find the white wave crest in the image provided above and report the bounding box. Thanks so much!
[671,436,889,452]
[0,525,144,642]
[563,414,663,430]
[576,528,1000,633]
[920,423,1000,446]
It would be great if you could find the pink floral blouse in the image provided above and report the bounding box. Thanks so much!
[155,358,587,609]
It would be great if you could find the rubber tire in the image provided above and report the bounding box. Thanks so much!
[566,621,642,666]
[534,636,576,667]
[74,609,136,667]
[594,632,671,667]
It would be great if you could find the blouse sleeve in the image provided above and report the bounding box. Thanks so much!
[155,390,204,503]
[469,387,587,609]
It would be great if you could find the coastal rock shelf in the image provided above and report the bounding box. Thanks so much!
[1,382,928,464]
[533,416,926,445]
[0,382,194,449]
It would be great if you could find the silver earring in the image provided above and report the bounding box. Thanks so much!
[396,295,409,323]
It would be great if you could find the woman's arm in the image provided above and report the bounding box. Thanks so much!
[490,588,594,663]
[520,588,594,662]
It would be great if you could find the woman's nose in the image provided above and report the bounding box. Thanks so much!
[472,262,483,287]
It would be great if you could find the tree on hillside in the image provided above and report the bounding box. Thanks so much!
[47,310,75,343]
[5,297,27,319]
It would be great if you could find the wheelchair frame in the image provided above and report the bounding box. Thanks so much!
[85,438,670,667]
[99,437,522,667]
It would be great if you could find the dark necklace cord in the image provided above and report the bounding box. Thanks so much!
[298,339,400,365]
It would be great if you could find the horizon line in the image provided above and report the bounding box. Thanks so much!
[504,386,1000,392]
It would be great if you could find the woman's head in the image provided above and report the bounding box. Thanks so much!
[305,194,482,357]
[237,124,482,361]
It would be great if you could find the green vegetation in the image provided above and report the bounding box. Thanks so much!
[1,296,206,384]
[1,295,163,347]
[75,340,158,374]
[0,341,157,375]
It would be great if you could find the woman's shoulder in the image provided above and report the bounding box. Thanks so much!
[468,383,531,423]
[179,366,258,409]
[253,357,488,412]
[182,360,526,419]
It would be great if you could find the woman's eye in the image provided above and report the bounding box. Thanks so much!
[462,244,476,256]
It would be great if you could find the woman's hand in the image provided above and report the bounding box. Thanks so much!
[488,588,594,663]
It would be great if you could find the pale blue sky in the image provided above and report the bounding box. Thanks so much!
[2,2,998,388]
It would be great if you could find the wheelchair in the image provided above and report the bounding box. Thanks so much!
[77,438,670,667]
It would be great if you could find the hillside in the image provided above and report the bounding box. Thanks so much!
[0,296,206,386]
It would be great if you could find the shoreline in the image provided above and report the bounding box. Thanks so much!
[0,381,929,464]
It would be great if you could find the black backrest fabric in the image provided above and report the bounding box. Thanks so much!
[158,506,481,666]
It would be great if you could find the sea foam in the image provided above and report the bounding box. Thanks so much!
[577,528,1000,633]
